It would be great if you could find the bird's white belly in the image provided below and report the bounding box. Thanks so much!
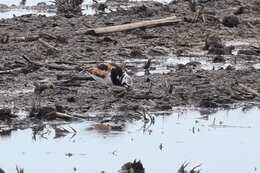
[90,72,113,86]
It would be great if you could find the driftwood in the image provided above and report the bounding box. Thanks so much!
[22,55,77,71]
[238,83,260,98]
[78,16,182,35]
[12,36,39,42]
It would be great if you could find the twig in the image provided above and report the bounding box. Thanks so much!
[190,163,202,172]
[46,111,77,121]
[238,83,260,98]
[22,55,41,66]
[38,38,61,52]
[22,55,77,71]
[16,166,24,173]
[178,161,190,173]
[12,36,39,42]
[0,68,24,75]
[39,32,57,40]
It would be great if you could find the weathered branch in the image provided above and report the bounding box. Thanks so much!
[78,16,182,35]
[38,38,61,52]
[12,36,39,42]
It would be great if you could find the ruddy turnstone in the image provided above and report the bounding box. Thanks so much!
[82,63,133,88]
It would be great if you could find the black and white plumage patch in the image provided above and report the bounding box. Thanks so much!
[83,63,133,88]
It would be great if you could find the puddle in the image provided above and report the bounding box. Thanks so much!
[0,107,260,173]
[225,39,260,56]
[0,7,95,19]
[125,54,240,76]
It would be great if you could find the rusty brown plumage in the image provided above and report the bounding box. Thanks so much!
[86,63,115,79]
[82,63,132,88]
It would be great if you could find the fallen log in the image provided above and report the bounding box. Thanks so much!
[78,16,182,35]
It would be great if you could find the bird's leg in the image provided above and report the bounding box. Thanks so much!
[144,69,150,82]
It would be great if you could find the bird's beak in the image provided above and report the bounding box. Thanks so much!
[124,84,133,90]
[79,69,86,74]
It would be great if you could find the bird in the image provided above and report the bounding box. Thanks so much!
[81,63,133,88]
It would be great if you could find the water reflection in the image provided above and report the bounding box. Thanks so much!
[0,107,260,173]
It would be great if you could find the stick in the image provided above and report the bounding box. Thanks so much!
[78,16,182,35]
[0,24,11,27]
[12,36,39,42]
[0,68,25,75]
[38,38,61,51]
[39,32,57,40]
[46,111,75,121]
[22,55,41,66]
[238,83,260,98]
[22,55,77,71]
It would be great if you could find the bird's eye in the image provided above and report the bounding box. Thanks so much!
[122,82,129,87]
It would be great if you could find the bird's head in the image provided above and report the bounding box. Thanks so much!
[120,72,133,89]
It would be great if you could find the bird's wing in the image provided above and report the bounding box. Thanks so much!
[87,67,109,79]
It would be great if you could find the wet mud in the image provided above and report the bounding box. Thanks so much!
[0,0,260,130]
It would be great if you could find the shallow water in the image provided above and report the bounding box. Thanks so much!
[0,107,260,173]
[0,8,55,18]
[0,0,95,18]
[0,0,95,6]
[126,54,243,76]
[0,0,172,6]
[0,0,174,18]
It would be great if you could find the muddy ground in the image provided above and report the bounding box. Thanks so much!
[0,0,260,131]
